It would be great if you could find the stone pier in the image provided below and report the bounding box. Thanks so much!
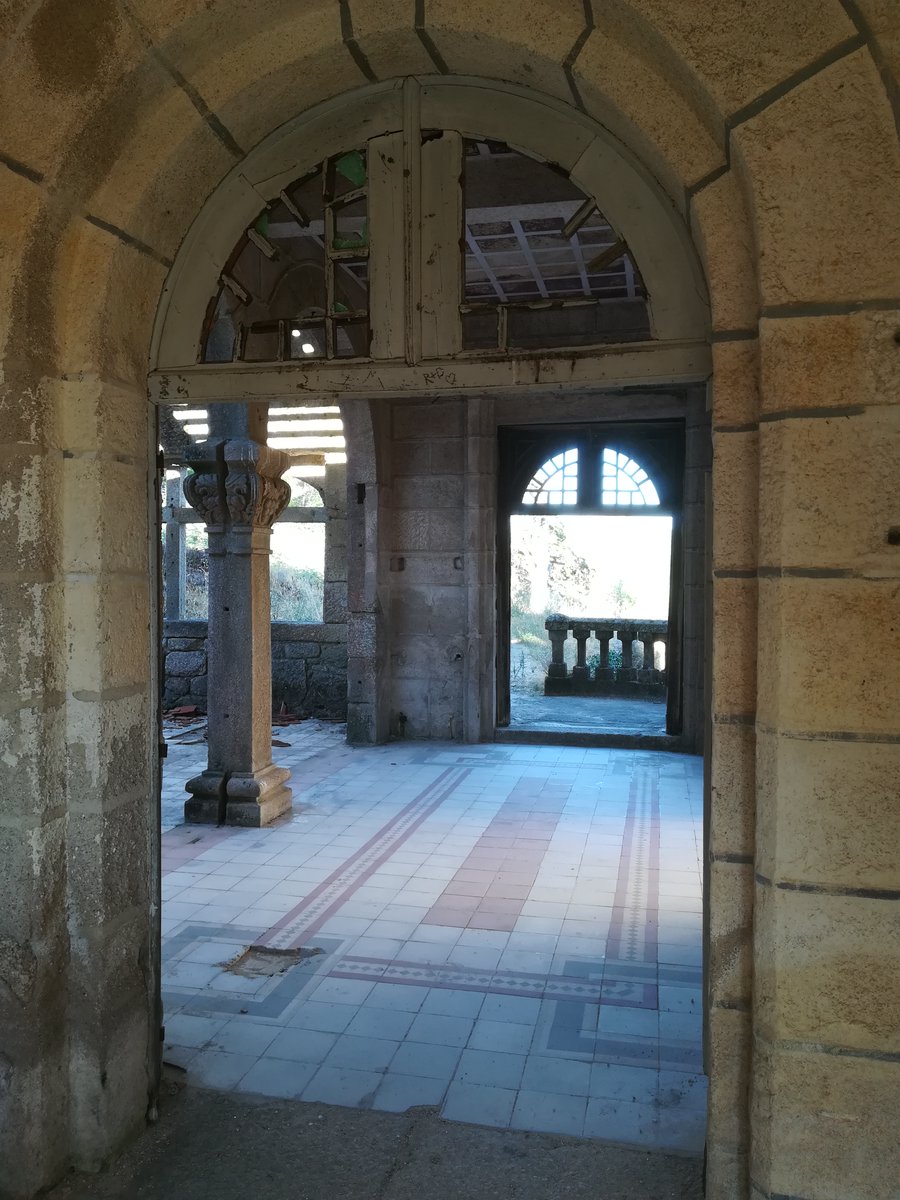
[182,404,293,826]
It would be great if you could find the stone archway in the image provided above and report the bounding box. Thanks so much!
[2,6,898,1199]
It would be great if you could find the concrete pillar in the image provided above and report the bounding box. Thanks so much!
[182,404,292,826]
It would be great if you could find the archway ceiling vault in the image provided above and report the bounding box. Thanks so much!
[1,0,898,384]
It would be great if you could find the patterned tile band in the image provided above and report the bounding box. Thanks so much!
[257,766,472,950]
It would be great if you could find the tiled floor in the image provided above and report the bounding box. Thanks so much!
[161,728,706,1153]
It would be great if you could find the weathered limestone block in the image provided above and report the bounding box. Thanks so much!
[708,860,753,1005]
[574,19,723,197]
[759,405,900,570]
[709,721,755,861]
[756,577,900,734]
[756,731,899,891]
[425,0,580,103]
[690,172,759,333]
[623,0,856,117]
[712,430,759,571]
[754,880,900,1053]
[759,308,900,414]
[705,1005,751,1162]
[349,0,434,77]
[710,338,760,427]
[751,1040,900,1199]
[732,51,900,306]
[710,577,758,718]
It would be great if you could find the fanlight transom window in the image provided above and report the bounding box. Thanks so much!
[601,448,660,506]
[522,449,578,506]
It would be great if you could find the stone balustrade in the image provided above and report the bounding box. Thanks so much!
[543,614,668,698]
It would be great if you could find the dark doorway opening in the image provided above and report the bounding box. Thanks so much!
[497,421,686,746]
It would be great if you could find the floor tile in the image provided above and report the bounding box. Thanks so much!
[302,1066,384,1107]
[373,1074,447,1113]
[589,1062,658,1103]
[441,1081,517,1129]
[468,1019,535,1055]
[264,1028,338,1064]
[454,1048,526,1090]
[364,983,431,1012]
[521,1054,592,1096]
[511,1090,587,1137]
[406,1013,474,1048]
[345,1007,416,1041]
[389,1041,462,1081]
[325,1035,399,1072]
[187,1049,258,1091]
[236,1057,318,1100]
[583,1097,657,1145]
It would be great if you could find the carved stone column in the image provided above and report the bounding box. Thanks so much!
[183,407,292,826]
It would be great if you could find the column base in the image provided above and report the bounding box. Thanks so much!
[185,764,292,827]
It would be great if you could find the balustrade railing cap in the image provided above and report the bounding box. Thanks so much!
[543,614,668,632]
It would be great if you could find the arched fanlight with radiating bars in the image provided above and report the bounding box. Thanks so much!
[600,447,660,506]
[521,448,578,506]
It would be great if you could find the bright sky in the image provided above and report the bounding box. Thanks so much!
[512,514,673,619]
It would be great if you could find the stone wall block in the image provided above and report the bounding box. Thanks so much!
[66,955,152,1169]
[760,309,900,416]
[0,579,66,701]
[625,0,856,116]
[350,0,434,76]
[390,441,432,476]
[758,407,900,570]
[429,510,466,553]
[426,0,582,104]
[56,378,148,462]
[710,577,757,718]
[392,399,464,440]
[708,861,753,1004]
[690,172,759,333]
[574,23,723,197]
[64,579,151,694]
[0,449,61,577]
[732,51,900,306]
[430,440,466,474]
[392,510,430,550]
[278,642,321,660]
[712,431,758,571]
[62,458,148,576]
[756,730,899,890]
[705,1005,751,1154]
[756,577,900,733]
[54,220,168,383]
[393,476,464,510]
[709,722,755,860]
[710,338,760,426]
[751,1040,900,1200]
[65,692,150,806]
[0,4,147,178]
[754,883,899,1052]
[165,650,206,677]
[67,803,149,931]
[322,582,348,624]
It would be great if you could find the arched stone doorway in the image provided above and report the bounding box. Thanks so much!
[3,7,896,1198]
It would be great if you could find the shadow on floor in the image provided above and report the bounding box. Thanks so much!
[49,1080,704,1200]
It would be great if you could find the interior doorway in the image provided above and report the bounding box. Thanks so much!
[497,422,686,744]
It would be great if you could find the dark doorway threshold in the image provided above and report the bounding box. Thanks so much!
[495,727,686,752]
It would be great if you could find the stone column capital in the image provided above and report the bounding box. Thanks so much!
[183,436,291,530]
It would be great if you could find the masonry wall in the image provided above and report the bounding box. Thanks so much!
[161,620,348,718]
[2,6,899,1200]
